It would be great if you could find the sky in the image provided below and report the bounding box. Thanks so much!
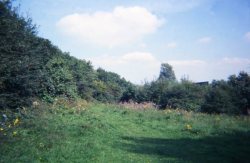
[15,0,250,84]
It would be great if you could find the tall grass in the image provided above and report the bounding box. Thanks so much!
[1,102,250,162]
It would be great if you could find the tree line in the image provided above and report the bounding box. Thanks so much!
[121,63,250,115]
[0,0,249,115]
[0,0,132,108]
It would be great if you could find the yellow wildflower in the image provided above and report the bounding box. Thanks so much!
[13,118,20,126]
[13,131,17,136]
[186,124,192,130]
[0,128,4,131]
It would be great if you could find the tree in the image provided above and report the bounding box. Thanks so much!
[159,80,208,111]
[0,0,133,108]
[0,0,43,108]
[94,68,132,102]
[158,63,176,81]
[120,85,136,102]
[201,72,250,115]
[201,80,238,114]
[228,72,250,114]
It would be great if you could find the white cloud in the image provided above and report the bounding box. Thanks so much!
[121,52,156,62]
[245,32,250,41]
[221,57,250,65]
[89,52,160,84]
[166,42,177,49]
[89,52,250,84]
[198,37,212,44]
[168,58,250,82]
[167,59,208,81]
[168,60,206,66]
[139,43,147,48]
[57,6,164,47]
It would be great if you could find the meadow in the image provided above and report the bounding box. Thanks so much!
[0,102,250,163]
[1,1,250,162]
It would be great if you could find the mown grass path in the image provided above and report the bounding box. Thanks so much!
[1,104,250,162]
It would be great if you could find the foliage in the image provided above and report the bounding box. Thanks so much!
[0,0,48,108]
[1,1,249,115]
[158,63,176,81]
[201,80,237,114]
[160,80,208,111]
[45,55,77,98]
[123,78,207,112]
[94,68,132,102]
[119,61,249,114]
[0,1,131,109]
[228,72,250,114]
[201,72,250,115]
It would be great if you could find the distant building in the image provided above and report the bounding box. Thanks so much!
[194,81,209,86]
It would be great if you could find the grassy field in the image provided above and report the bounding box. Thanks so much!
[1,102,250,163]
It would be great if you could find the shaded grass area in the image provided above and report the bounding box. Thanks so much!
[0,103,250,162]
[120,132,250,163]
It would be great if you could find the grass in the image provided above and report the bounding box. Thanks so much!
[1,103,250,162]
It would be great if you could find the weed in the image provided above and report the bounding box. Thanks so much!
[0,103,250,162]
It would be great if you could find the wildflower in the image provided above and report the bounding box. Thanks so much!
[32,101,39,107]
[39,143,45,148]
[165,109,172,113]
[13,118,20,126]
[186,124,192,130]
[8,124,11,128]
[0,128,4,131]
[13,131,17,136]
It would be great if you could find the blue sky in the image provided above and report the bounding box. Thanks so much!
[16,0,250,84]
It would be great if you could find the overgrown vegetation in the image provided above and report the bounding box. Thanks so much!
[0,0,249,116]
[0,103,250,162]
[122,65,250,115]
[1,1,250,162]
[0,0,132,109]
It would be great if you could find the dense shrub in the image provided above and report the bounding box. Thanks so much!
[0,1,131,109]
[201,72,250,115]
[201,80,238,114]
[159,80,208,111]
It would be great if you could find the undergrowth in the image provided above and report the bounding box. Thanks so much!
[0,102,250,162]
